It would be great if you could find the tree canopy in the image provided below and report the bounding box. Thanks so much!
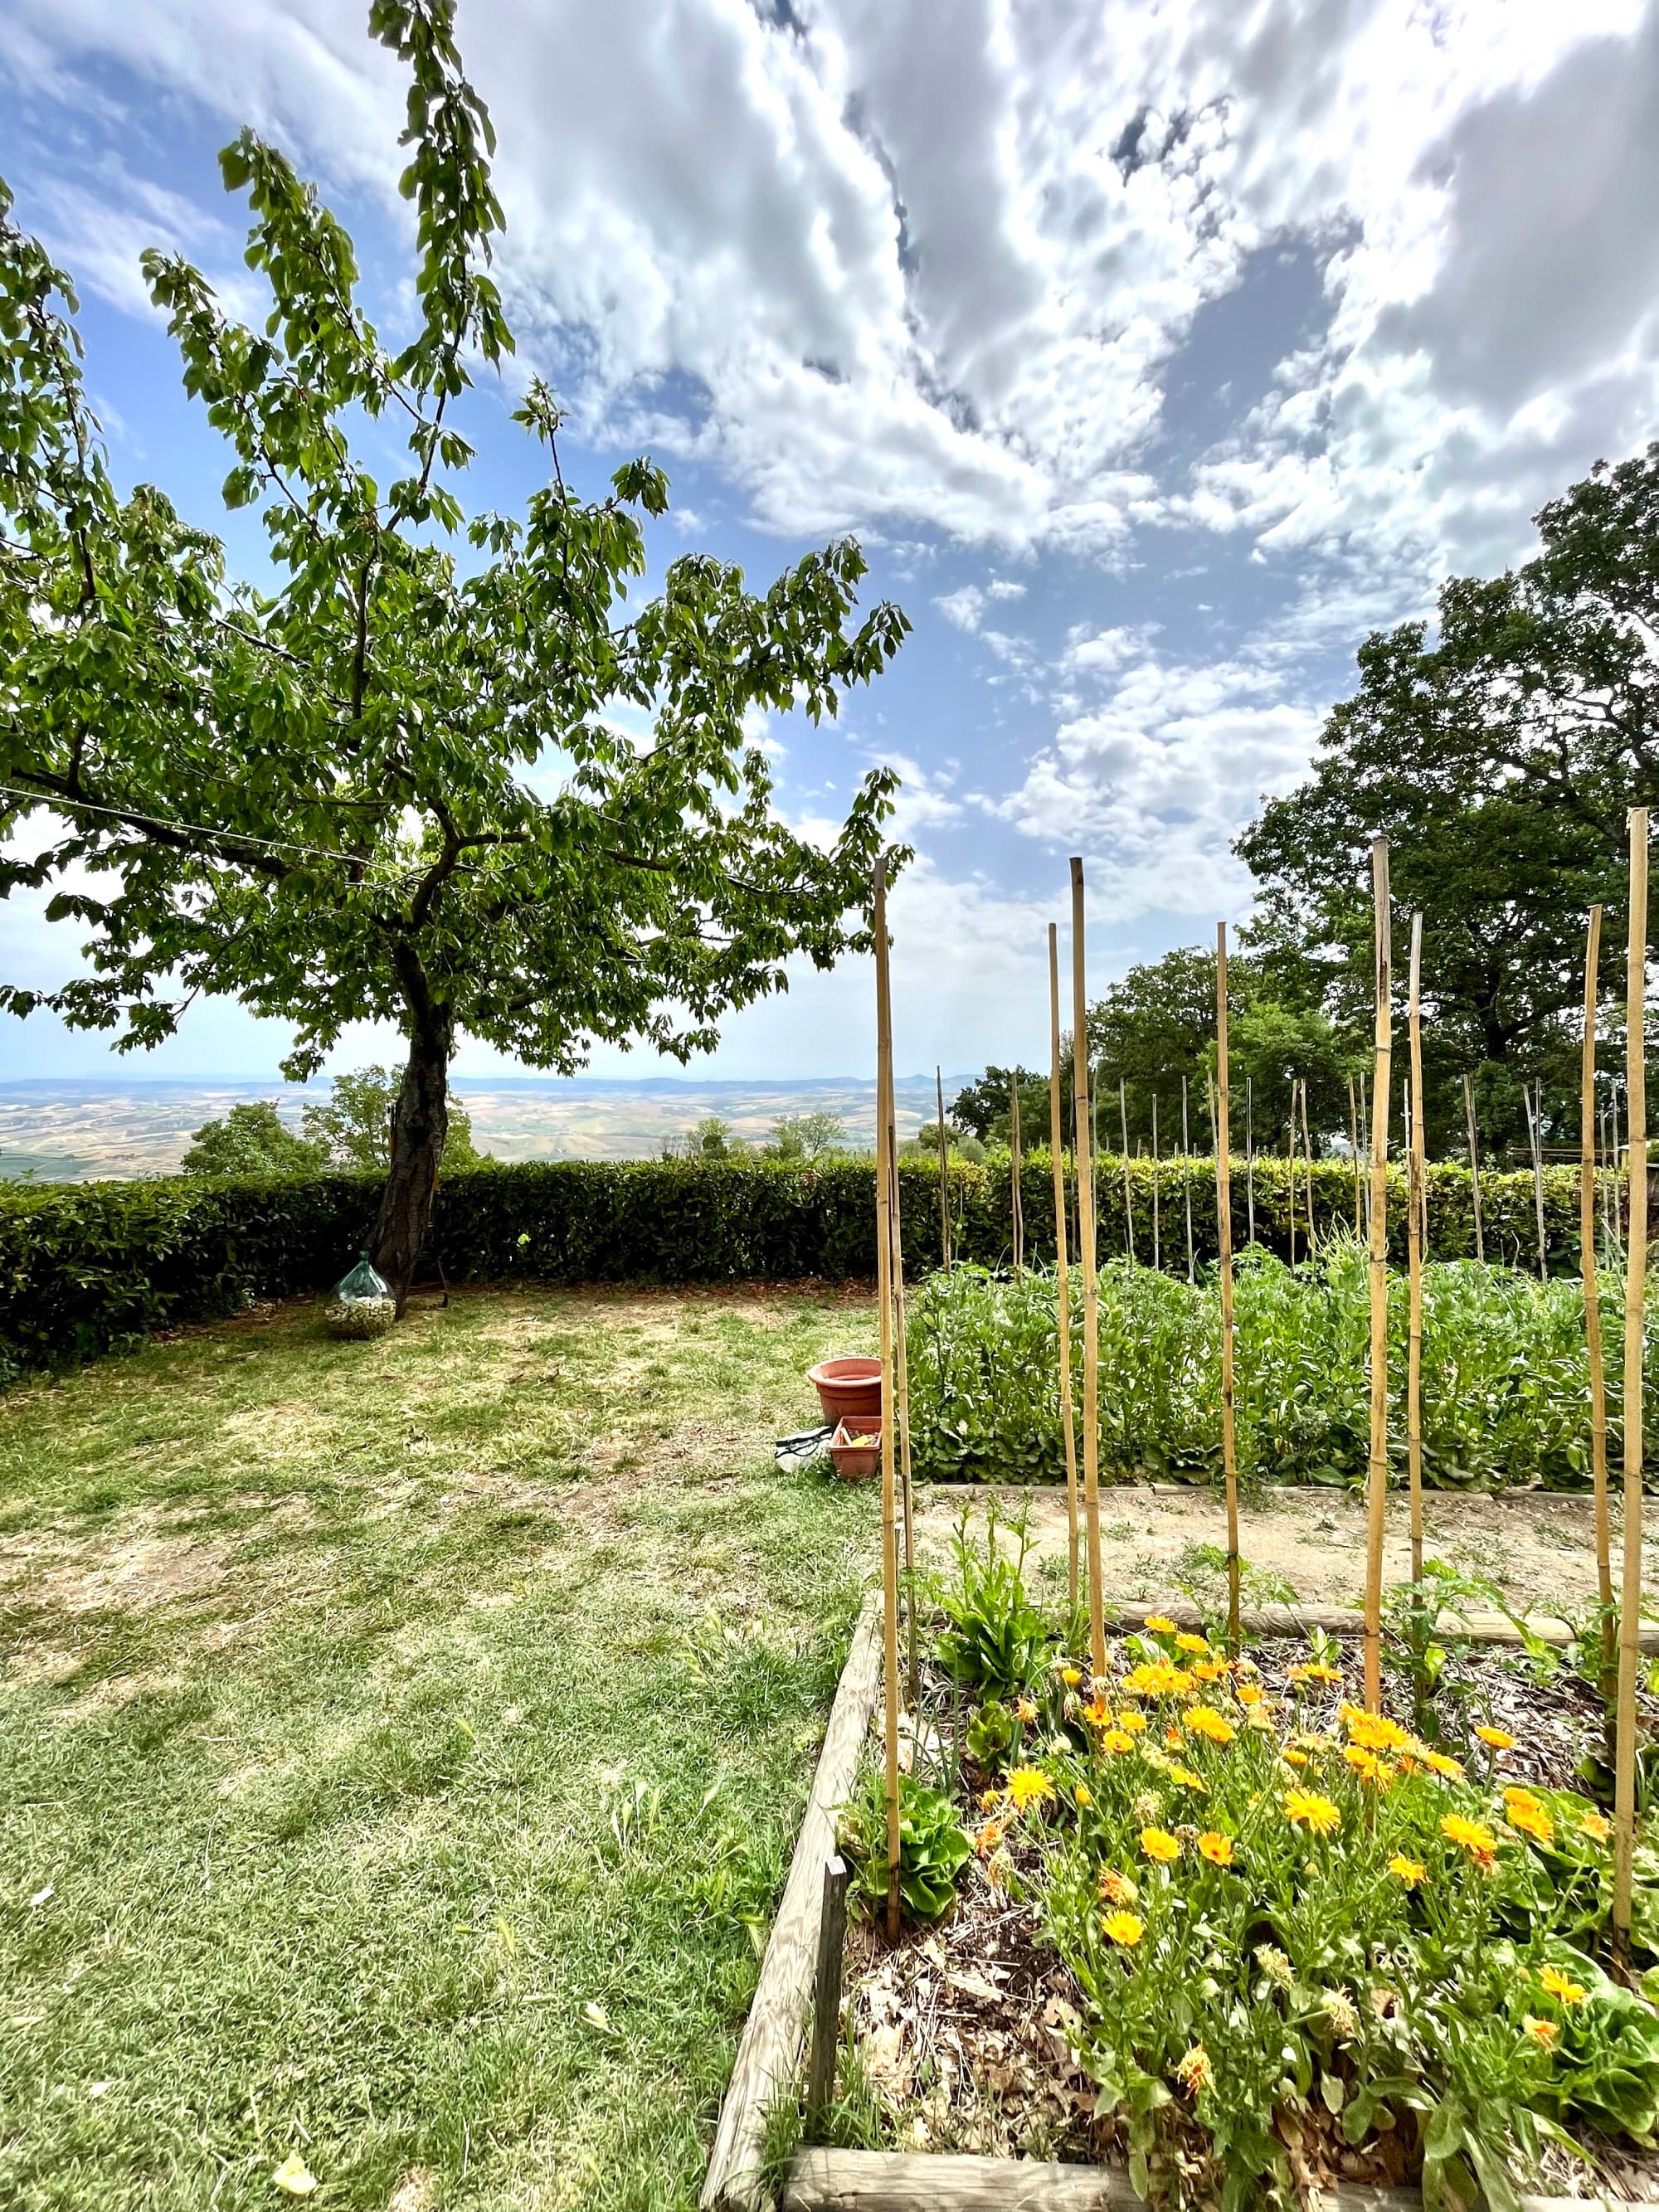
[180,1101,326,1178]
[0,0,908,1305]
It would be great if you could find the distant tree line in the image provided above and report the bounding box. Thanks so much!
[182,1068,487,1177]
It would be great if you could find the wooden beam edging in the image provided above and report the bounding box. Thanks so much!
[1106,1595,1659,1655]
[783,2147,1614,2211]
[703,1593,885,2212]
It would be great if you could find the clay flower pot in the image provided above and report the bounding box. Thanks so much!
[807,1355,882,1425]
[827,1415,881,1482]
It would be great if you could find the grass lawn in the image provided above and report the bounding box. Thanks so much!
[0,1285,878,2212]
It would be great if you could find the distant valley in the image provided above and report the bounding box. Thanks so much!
[0,1075,964,1182]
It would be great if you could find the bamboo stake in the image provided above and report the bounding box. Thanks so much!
[1247,1076,1257,1247]
[935,1066,951,1270]
[1119,1077,1134,1262]
[1349,1076,1362,1235]
[1071,859,1106,1679]
[1360,1069,1372,1240]
[1151,1094,1162,1274]
[1287,1082,1298,1267]
[1300,1077,1317,1253]
[1615,809,1648,1960]
[1525,1080,1548,1280]
[1010,1070,1024,1273]
[1365,839,1393,1714]
[1048,926,1081,1612]
[883,1057,919,1718]
[1182,1075,1195,1284]
[1581,905,1615,1753]
[1407,912,1426,1586]
[1463,1072,1485,1263]
[872,858,901,1938]
[1216,923,1241,1647]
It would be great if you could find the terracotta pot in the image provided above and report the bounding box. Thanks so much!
[807,1355,882,1424]
[828,1415,881,1482]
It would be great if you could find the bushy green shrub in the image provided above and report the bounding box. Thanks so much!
[905,1242,1659,1492]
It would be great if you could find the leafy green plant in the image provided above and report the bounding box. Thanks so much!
[837,1766,971,1924]
[933,1501,1052,1697]
[965,1698,1016,1771]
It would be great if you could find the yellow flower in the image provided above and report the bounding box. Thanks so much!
[1389,1854,1427,1886]
[1082,1694,1113,1730]
[1144,1616,1178,1635]
[1197,1830,1234,1866]
[1281,1748,1310,1769]
[1289,1661,1345,1685]
[1015,1697,1039,1725]
[1101,1728,1135,1756]
[1506,1794,1554,1848]
[1098,1867,1136,1906]
[1283,1788,1341,1836]
[1140,1825,1182,1864]
[1121,1660,1194,1699]
[1074,1783,1093,1808]
[1236,1684,1264,1707]
[1187,1705,1237,1747]
[1176,1632,1209,1655]
[1580,1810,1613,1845]
[1193,1660,1225,1683]
[1102,1909,1144,1947]
[1343,1745,1386,1786]
[1175,2044,1212,2094]
[1006,1766,1056,1812]
[1164,1725,1185,1748]
[1340,1705,1409,1754]
[1440,1812,1497,1866]
[1525,2015,1559,2049]
[1423,1751,1465,1782]
[1170,1766,1208,1793]
[1539,1965,1587,2006]
[1117,1712,1149,1735]
[1060,1666,1082,1688]
[1474,1725,1515,1751]
[979,1787,1004,1811]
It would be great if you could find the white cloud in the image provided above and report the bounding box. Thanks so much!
[935,584,987,632]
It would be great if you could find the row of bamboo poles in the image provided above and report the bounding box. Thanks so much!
[873,820,1651,1956]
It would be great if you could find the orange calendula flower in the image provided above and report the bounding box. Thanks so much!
[1122,1660,1195,1699]
[975,1817,1007,1857]
[1505,1794,1554,1847]
[1474,1724,1515,1751]
[1525,2015,1559,2049]
[1006,1766,1056,1812]
[1101,1728,1135,1756]
[1098,1867,1136,1906]
[1082,1694,1113,1730]
[1539,1965,1587,2006]
[1389,1854,1427,1885]
[1343,1745,1385,1784]
[1165,1725,1185,1748]
[1423,1751,1465,1782]
[1236,1684,1264,1707]
[1440,1812,1498,1865]
[1140,1825,1182,1864]
[1580,1810,1613,1845]
[1175,2044,1212,2094]
[1197,1830,1234,1866]
[1187,1706,1237,1747]
[1175,1632,1209,1655]
[1102,1908,1145,1947]
[1144,1616,1178,1635]
[1340,1705,1409,1754]
[1283,1788,1341,1836]
[1015,1698,1039,1725]
[1193,1660,1225,1683]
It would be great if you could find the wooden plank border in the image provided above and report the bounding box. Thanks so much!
[703,1593,885,2212]
[783,2148,1613,2211]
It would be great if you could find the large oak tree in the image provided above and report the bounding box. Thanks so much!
[0,1,908,1305]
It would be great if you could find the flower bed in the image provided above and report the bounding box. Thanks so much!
[810,1524,1659,2210]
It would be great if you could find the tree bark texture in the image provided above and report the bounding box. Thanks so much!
[371,987,452,1315]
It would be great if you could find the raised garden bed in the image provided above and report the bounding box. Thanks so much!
[707,1545,1659,2210]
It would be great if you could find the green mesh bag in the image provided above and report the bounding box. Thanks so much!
[324,1251,395,1339]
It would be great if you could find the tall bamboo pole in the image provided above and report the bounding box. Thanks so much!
[1360,1069,1372,1240]
[883,1049,918,1716]
[1525,1081,1548,1279]
[1300,1077,1317,1253]
[1151,1093,1162,1274]
[1048,927,1081,1612]
[1182,1075,1195,1284]
[1365,839,1393,1714]
[1119,1077,1134,1262]
[1071,860,1106,1678]
[1247,1076,1257,1247]
[935,1066,951,1270]
[1216,923,1241,1646]
[1287,1082,1298,1267]
[1010,1071,1024,1273]
[1615,810,1648,1958]
[1349,1076,1362,1235]
[872,858,901,1937]
[1581,906,1615,1748]
[1407,913,1426,1584]
[1463,1072,1485,1264]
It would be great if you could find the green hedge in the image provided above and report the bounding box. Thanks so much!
[0,1150,1623,1382]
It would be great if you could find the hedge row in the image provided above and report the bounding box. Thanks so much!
[0,1150,1625,1380]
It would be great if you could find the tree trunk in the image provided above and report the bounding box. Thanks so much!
[371,1005,452,1316]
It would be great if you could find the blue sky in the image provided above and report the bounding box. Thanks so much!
[2,0,1657,1087]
